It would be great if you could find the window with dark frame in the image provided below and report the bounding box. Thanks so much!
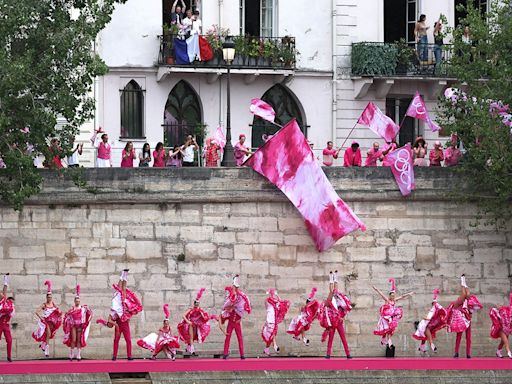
[120,80,145,139]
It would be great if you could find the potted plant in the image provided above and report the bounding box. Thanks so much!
[163,24,179,65]
[279,36,297,68]
[261,39,276,66]
[205,25,230,64]
[233,35,246,66]
[395,38,415,75]
[247,39,260,66]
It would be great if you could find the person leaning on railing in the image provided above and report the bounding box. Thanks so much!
[433,20,444,70]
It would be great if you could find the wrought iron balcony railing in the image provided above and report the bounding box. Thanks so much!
[351,42,454,77]
[158,35,297,70]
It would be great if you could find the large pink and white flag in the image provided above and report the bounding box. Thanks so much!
[250,98,276,123]
[357,102,400,142]
[213,126,226,151]
[406,91,441,132]
[383,143,415,197]
[245,119,366,252]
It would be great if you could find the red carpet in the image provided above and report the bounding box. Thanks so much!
[1,358,512,375]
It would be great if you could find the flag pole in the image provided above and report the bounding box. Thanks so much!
[339,121,358,149]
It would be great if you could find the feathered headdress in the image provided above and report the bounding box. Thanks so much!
[388,278,396,293]
[267,288,276,297]
[432,288,440,302]
[307,287,317,301]
[75,284,81,298]
[195,287,206,303]
[163,304,170,320]
[44,280,52,294]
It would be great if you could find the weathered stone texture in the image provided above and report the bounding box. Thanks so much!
[0,168,510,360]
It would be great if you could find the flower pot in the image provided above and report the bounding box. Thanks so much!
[166,57,175,65]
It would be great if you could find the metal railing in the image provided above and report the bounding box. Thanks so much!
[158,34,297,69]
[351,42,454,77]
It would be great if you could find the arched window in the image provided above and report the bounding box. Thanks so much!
[164,80,203,147]
[251,84,306,148]
[120,80,144,138]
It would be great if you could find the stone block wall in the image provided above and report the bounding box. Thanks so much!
[0,168,510,359]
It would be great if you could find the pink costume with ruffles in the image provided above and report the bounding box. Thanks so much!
[318,290,352,356]
[110,284,143,322]
[413,302,447,341]
[137,326,180,359]
[261,294,290,345]
[0,297,15,323]
[446,295,483,333]
[32,304,63,342]
[374,302,403,337]
[178,307,217,345]
[221,287,252,323]
[489,294,512,339]
[63,305,93,347]
[287,299,320,337]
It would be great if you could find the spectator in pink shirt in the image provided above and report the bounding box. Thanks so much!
[234,134,251,166]
[343,141,362,167]
[153,142,166,168]
[90,127,112,167]
[365,142,384,167]
[444,134,461,167]
[322,141,340,166]
[429,140,444,166]
[382,138,398,156]
[121,142,136,168]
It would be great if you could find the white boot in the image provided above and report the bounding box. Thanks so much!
[44,344,50,357]
[76,348,81,361]
[333,270,338,283]
[508,351,512,359]
[430,343,437,353]
[69,348,74,360]
[461,275,468,288]
[329,271,334,283]
[263,347,270,356]
[496,349,503,358]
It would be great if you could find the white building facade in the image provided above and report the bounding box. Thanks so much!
[92,0,487,166]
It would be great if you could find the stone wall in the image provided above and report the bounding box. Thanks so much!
[0,168,510,359]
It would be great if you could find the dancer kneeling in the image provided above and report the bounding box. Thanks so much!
[63,285,93,361]
[33,280,63,357]
[261,288,290,356]
[318,271,352,359]
[96,269,143,360]
[287,288,319,346]
[412,288,447,354]
[373,278,414,349]
[138,304,180,360]
[489,293,512,358]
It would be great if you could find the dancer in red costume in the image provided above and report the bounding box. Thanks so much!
[33,280,63,357]
[287,287,320,346]
[261,288,290,356]
[318,271,352,359]
[137,304,180,360]
[413,288,447,354]
[0,274,15,362]
[220,275,251,359]
[373,278,414,348]
[63,285,93,361]
[490,293,512,358]
[178,287,218,355]
[96,269,143,360]
[446,274,482,358]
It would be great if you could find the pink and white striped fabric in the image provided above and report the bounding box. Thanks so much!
[250,98,276,123]
[383,143,415,197]
[357,102,400,142]
[406,91,441,132]
[213,126,226,151]
[245,119,366,252]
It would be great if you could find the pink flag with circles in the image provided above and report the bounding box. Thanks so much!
[406,91,441,132]
[250,98,276,123]
[244,119,366,252]
[357,102,400,142]
[383,143,415,197]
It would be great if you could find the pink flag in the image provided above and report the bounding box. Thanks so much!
[406,91,441,132]
[357,102,400,142]
[245,119,366,252]
[250,98,276,123]
[383,143,415,197]
[213,126,226,151]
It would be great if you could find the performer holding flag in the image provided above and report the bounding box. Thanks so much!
[0,274,15,362]
[33,280,63,357]
[63,285,93,361]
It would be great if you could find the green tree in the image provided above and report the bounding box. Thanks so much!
[437,2,512,228]
[0,0,126,210]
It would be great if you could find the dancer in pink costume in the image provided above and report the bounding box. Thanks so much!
[63,284,93,361]
[490,293,512,358]
[33,280,63,357]
[446,274,482,359]
[178,288,218,355]
[412,288,447,354]
[96,269,143,360]
[373,278,414,348]
[287,288,320,346]
[261,289,290,356]
[220,275,251,359]
[137,304,180,360]
[0,274,15,362]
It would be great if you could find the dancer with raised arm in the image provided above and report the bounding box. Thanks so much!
[220,275,251,360]
[319,271,352,359]
[413,288,447,354]
[287,288,320,346]
[63,285,93,361]
[489,293,512,358]
[261,288,290,356]
[373,278,414,350]
[33,280,63,358]
[178,288,218,355]
[0,274,15,362]
[446,274,482,358]
[137,304,180,360]
[96,269,143,360]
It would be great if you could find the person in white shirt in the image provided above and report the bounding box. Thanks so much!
[67,144,83,168]
[192,10,202,35]
[181,135,199,167]
[182,10,193,37]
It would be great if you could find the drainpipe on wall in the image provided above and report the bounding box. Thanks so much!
[218,0,224,127]
[331,0,337,143]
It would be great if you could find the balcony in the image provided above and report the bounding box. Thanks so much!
[156,35,297,82]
